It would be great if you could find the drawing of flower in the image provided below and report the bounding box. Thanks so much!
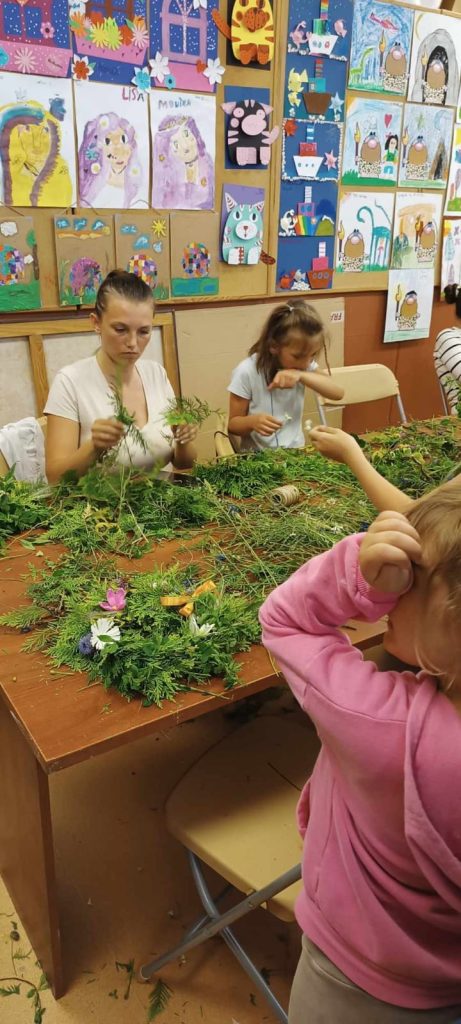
[164,73,176,90]
[193,0,208,7]
[40,22,55,39]
[90,618,121,651]
[149,51,170,83]
[284,119,298,137]
[70,13,87,37]
[120,24,133,45]
[131,15,148,49]
[72,55,94,80]
[14,47,36,74]
[203,58,225,86]
[104,17,122,50]
[132,66,150,92]
[90,20,109,47]
[0,48,9,67]
[99,587,127,612]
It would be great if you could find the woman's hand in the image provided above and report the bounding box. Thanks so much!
[251,413,283,436]
[309,425,362,465]
[268,369,301,390]
[173,423,198,445]
[359,512,422,594]
[91,417,125,452]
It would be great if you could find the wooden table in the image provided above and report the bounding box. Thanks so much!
[0,534,386,997]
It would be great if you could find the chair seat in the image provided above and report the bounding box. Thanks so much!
[166,716,320,921]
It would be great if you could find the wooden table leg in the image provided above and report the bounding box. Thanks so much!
[0,698,64,997]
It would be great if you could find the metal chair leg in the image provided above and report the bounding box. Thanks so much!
[396,393,407,424]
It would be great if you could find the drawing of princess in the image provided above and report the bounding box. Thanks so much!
[0,101,73,207]
[78,113,143,209]
[152,115,214,210]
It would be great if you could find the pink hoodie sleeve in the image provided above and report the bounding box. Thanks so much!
[259,534,418,723]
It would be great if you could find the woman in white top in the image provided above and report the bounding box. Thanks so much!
[45,271,197,483]
[433,284,461,414]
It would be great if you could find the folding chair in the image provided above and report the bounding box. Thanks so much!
[140,716,320,1024]
[214,411,240,458]
[315,363,407,425]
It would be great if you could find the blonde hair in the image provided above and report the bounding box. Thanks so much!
[249,300,329,384]
[407,480,461,690]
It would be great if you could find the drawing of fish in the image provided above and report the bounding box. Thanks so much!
[369,12,398,31]
[334,19,347,37]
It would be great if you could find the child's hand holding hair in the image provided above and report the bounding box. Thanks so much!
[359,512,422,594]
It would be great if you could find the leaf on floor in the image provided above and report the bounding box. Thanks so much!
[147,978,172,1020]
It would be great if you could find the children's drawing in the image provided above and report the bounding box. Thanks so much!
[384,267,434,342]
[285,54,347,122]
[222,88,279,169]
[151,91,215,210]
[213,0,274,69]
[75,81,149,209]
[441,219,461,292]
[287,0,352,62]
[54,215,114,307]
[0,216,40,312]
[115,212,170,299]
[70,0,148,86]
[348,1,413,95]
[220,185,264,266]
[399,103,454,190]
[391,192,443,270]
[335,192,394,274]
[445,126,461,213]
[170,211,219,297]
[283,120,341,183]
[0,73,76,207]
[341,97,402,188]
[149,0,219,93]
[277,180,337,292]
[0,0,71,78]
[408,11,461,107]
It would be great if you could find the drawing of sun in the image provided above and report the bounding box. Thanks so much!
[152,218,167,238]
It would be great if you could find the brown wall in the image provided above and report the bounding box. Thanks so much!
[343,291,451,434]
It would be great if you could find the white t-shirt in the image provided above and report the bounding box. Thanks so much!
[44,355,175,470]
[434,328,461,414]
[228,353,317,450]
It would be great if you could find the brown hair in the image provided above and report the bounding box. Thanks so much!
[444,283,461,320]
[249,300,329,384]
[407,480,461,690]
[94,270,154,319]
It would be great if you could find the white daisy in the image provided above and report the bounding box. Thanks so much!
[189,615,216,639]
[90,618,121,651]
[203,57,225,86]
[149,51,170,83]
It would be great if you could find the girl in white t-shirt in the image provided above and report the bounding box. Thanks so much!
[227,301,344,451]
[45,271,197,483]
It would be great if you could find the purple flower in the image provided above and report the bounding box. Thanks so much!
[78,633,94,656]
[99,587,127,611]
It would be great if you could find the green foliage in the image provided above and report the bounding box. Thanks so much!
[163,395,218,428]
[147,979,172,1020]
[109,383,148,455]
[196,451,287,497]
[0,471,49,549]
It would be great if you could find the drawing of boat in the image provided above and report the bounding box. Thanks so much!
[302,58,331,117]
[307,33,338,56]
[307,266,334,288]
[294,154,324,177]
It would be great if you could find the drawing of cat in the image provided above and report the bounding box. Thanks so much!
[222,193,264,265]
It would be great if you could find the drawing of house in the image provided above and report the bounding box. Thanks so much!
[2,0,53,43]
[161,0,207,64]
[1,0,71,75]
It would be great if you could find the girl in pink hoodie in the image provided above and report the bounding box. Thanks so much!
[259,481,461,1023]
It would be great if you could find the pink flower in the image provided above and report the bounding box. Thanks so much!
[14,46,36,73]
[99,587,127,612]
[40,22,55,39]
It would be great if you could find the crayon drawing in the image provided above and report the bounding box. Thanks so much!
[70,0,148,86]
[445,125,461,213]
[348,0,413,95]
[54,214,114,307]
[391,192,442,270]
[341,97,403,188]
[0,73,76,207]
[285,53,347,122]
[282,119,341,183]
[335,192,394,274]
[170,211,219,297]
[150,0,219,93]
[115,212,170,299]
[287,0,353,62]
[277,179,337,292]
[408,11,461,107]
[399,103,454,190]
[441,219,461,292]
[151,91,215,210]
[75,81,149,209]
[0,0,71,78]
[0,216,41,312]
[384,267,434,342]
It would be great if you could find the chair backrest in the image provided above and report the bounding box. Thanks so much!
[315,363,407,424]
[0,416,47,481]
[214,412,240,459]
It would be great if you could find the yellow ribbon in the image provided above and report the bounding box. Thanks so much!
[160,579,216,618]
